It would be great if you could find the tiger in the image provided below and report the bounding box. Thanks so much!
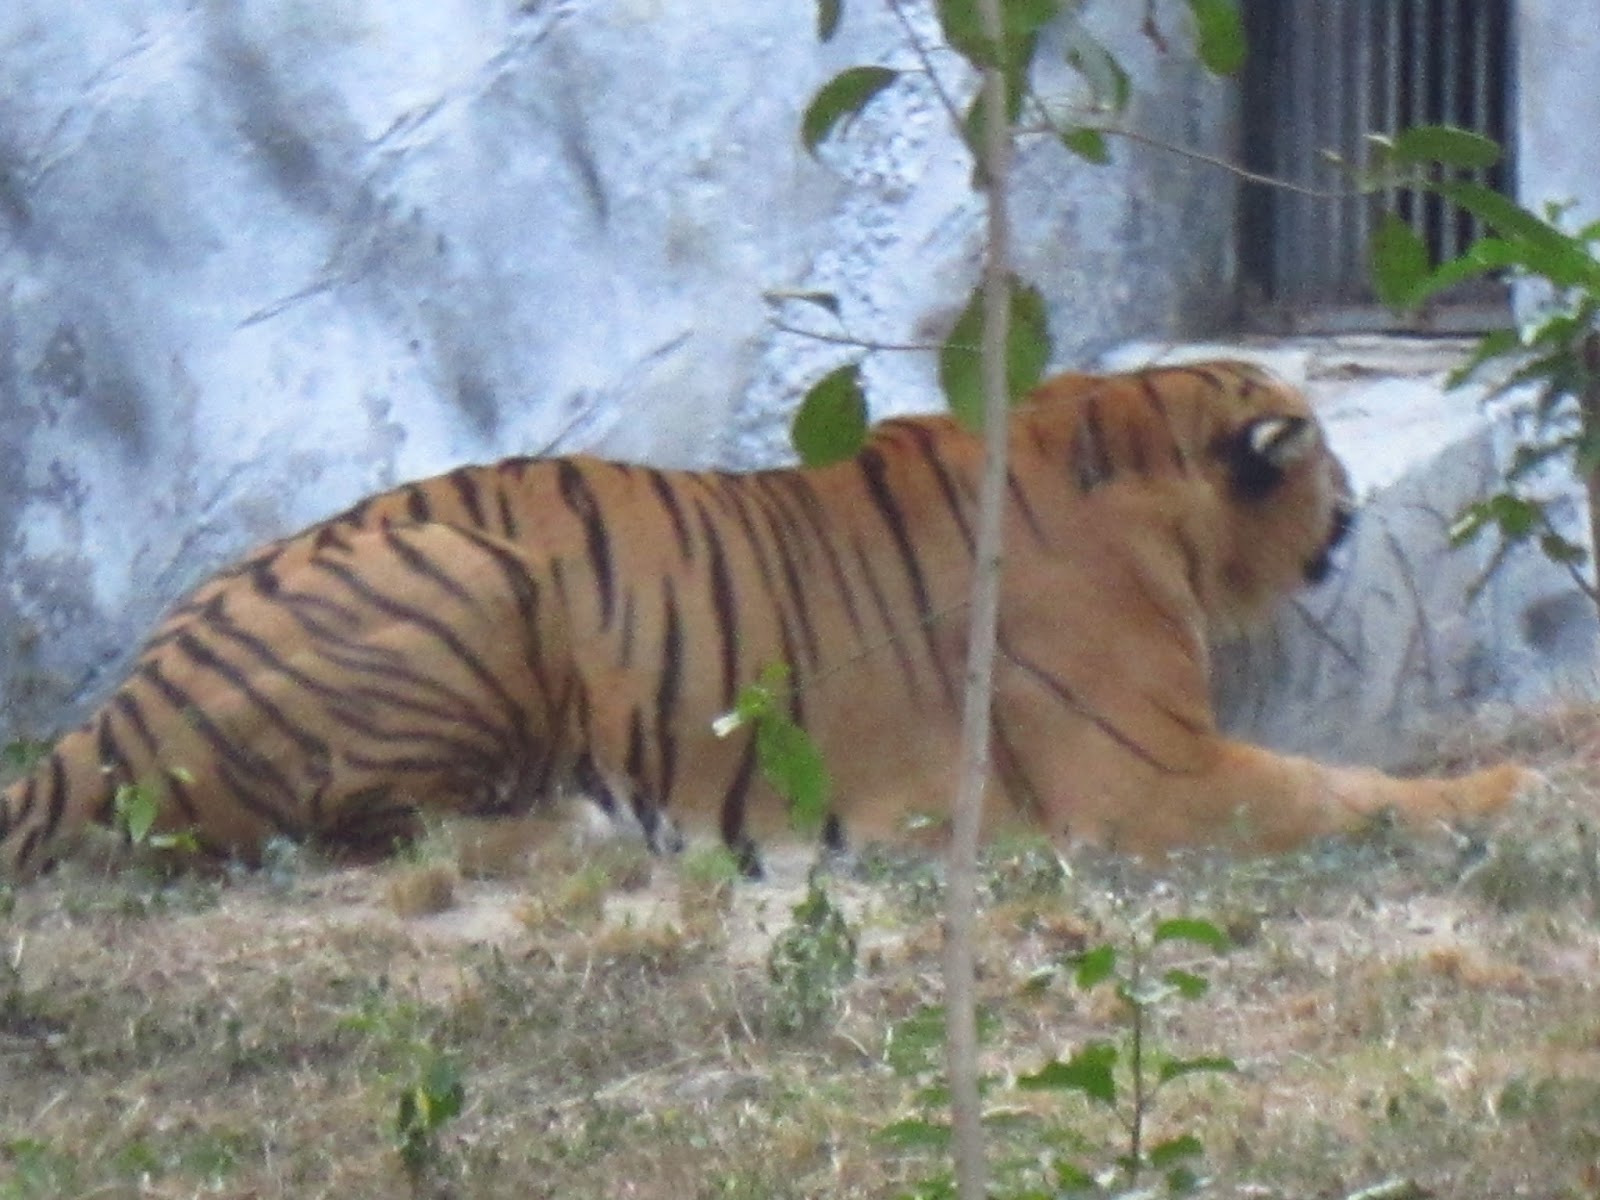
[0,361,1530,882]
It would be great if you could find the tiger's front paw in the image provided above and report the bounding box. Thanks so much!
[1446,762,1540,822]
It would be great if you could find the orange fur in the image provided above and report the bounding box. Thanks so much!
[0,362,1529,880]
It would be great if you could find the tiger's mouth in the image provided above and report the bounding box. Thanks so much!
[1303,500,1355,585]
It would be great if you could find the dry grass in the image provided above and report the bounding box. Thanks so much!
[6,710,1600,1198]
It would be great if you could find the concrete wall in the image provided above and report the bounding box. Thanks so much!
[0,1,1241,737]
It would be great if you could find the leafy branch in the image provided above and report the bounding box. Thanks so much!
[1364,128,1600,612]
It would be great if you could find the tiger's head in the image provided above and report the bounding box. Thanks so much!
[1019,359,1355,638]
[1189,361,1355,633]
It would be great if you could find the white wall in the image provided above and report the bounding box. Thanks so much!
[0,1,1241,735]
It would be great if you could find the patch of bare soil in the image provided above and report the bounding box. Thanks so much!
[6,710,1600,1199]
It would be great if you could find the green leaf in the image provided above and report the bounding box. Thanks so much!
[876,1117,952,1149]
[885,1005,948,1076]
[1148,1133,1205,1168]
[1369,212,1432,309]
[757,713,831,832]
[1052,1161,1099,1192]
[1389,124,1502,170]
[1166,1164,1202,1194]
[1157,1054,1238,1085]
[1431,180,1577,256]
[938,0,1055,70]
[1071,943,1117,990]
[1161,967,1210,1000]
[801,66,900,156]
[1186,0,1247,76]
[1062,19,1131,113]
[1452,493,1542,546]
[1445,327,1522,388]
[818,0,842,42]
[1059,127,1110,164]
[114,783,159,844]
[1017,1042,1119,1105]
[792,363,868,466]
[1152,916,1230,952]
[939,276,1052,431]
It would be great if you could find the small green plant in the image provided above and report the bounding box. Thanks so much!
[340,985,467,1189]
[109,779,201,857]
[394,1049,466,1187]
[1,1137,81,1200]
[766,879,859,1034]
[877,915,1236,1198]
[1017,915,1237,1194]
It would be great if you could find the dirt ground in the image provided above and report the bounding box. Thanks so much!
[6,709,1600,1199]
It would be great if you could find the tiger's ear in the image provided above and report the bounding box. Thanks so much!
[1227,415,1317,499]
[1246,416,1317,466]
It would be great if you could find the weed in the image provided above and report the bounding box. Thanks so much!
[766,878,858,1034]
[395,1048,466,1188]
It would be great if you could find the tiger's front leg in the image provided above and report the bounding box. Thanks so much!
[993,669,1531,856]
[1130,741,1528,854]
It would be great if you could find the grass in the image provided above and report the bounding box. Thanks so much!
[5,710,1600,1198]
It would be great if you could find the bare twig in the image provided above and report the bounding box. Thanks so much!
[945,0,1013,1195]
[1019,112,1375,201]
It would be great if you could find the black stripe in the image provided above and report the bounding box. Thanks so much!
[310,556,530,732]
[254,603,512,753]
[745,481,822,670]
[339,495,375,527]
[112,689,163,759]
[95,708,132,785]
[1073,393,1115,491]
[856,448,954,705]
[623,710,665,849]
[1178,363,1227,393]
[42,751,66,846]
[496,485,520,539]
[1005,469,1047,546]
[857,447,934,621]
[314,524,351,553]
[647,470,694,560]
[776,474,867,645]
[720,736,761,878]
[697,502,742,708]
[405,485,433,522]
[138,661,301,831]
[574,751,620,818]
[899,423,976,554]
[555,460,616,626]
[171,628,332,760]
[655,579,683,801]
[709,481,803,692]
[448,524,558,707]
[1138,375,1189,472]
[448,467,488,527]
[1000,641,1175,773]
[382,526,479,607]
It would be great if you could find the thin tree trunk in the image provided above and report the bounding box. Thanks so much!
[945,0,1013,1194]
